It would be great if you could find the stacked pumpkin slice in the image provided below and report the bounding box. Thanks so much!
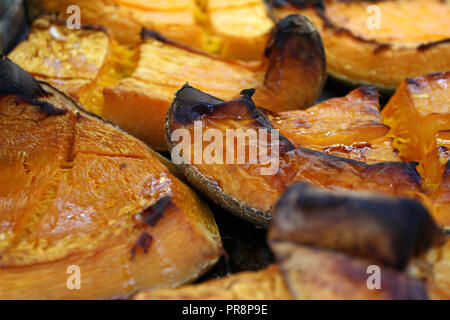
[28,0,274,61]
[9,14,326,150]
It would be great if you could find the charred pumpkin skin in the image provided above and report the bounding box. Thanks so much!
[103,14,325,150]
[382,72,450,189]
[0,58,221,299]
[28,0,274,61]
[165,85,423,227]
[272,0,450,91]
[266,86,400,163]
[134,264,292,300]
[269,182,445,300]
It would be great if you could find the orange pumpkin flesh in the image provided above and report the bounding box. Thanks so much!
[29,0,274,61]
[273,0,450,90]
[382,72,450,188]
[166,85,423,227]
[267,86,400,163]
[0,59,221,299]
[103,14,326,150]
[134,264,292,300]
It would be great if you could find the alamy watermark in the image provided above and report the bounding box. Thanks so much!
[170,121,280,176]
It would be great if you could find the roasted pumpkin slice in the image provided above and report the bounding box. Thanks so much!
[0,57,221,299]
[266,86,399,163]
[272,0,450,90]
[103,14,326,150]
[382,72,450,188]
[269,182,445,300]
[8,15,138,116]
[165,84,423,227]
[29,0,274,60]
[134,264,292,300]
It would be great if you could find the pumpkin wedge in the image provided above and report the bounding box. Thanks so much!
[165,84,423,227]
[103,14,326,150]
[134,264,292,300]
[8,15,138,116]
[28,0,274,61]
[272,0,450,91]
[382,72,450,188]
[266,86,400,163]
[0,57,221,299]
[269,182,445,300]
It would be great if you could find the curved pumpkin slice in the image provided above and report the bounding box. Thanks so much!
[269,182,445,300]
[0,58,221,299]
[266,86,400,163]
[103,14,326,150]
[272,0,450,90]
[382,72,450,188]
[165,85,423,227]
[134,264,292,300]
[8,15,138,116]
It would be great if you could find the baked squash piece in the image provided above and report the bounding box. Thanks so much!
[0,57,221,299]
[134,264,292,300]
[165,85,423,227]
[104,14,326,150]
[268,183,446,300]
[272,0,450,91]
[382,72,450,188]
[266,86,400,163]
[8,16,138,116]
[29,0,274,61]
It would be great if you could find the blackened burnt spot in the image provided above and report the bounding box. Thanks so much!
[140,28,168,42]
[358,85,379,100]
[174,102,215,125]
[271,14,321,52]
[130,232,153,261]
[271,0,324,9]
[17,96,67,116]
[240,88,256,98]
[0,56,66,116]
[405,78,421,87]
[0,56,48,98]
[138,196,174,227]
[418,38,450,51]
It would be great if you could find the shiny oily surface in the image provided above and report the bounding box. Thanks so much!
[0,81,221,299]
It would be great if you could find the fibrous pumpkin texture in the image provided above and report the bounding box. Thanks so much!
[272,0,450,90]
[0,57,221,299]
